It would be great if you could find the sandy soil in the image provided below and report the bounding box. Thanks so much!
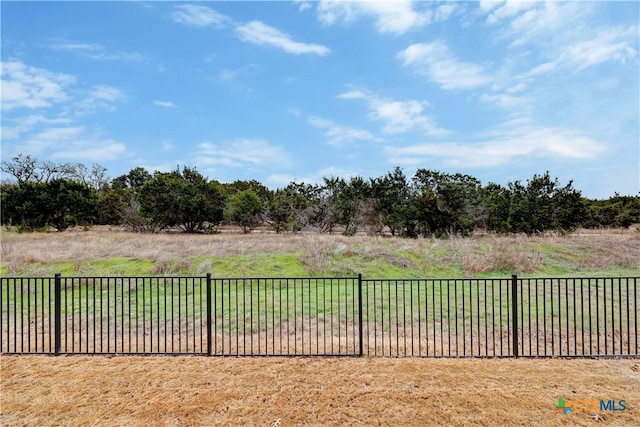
[1,356,639,426]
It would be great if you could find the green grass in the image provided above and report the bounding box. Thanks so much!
[4,276,634,330]
[207,253,309,278]
[2,230,638,279]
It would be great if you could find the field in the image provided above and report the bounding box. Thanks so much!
[1,229,639,425]
[1,227,639,278]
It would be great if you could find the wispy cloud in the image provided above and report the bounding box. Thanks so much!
[484,0,538,26]
[52,140,127,162]
[398,41,490,90]
[153,100,176,108]
[385,125,607,168]
[235,21,330,56]
[171,5,329,57]
[295,0,313,13]
[1,60,129,163]
[561,26,638,71]
[14,126,127,162]
[316,0,455,35]
[216,64,260,81]
[308,115,379,145]
[48,41,146,62]
[338,89,447,135]
[194,139,291,169]
[1,60,74,111]
[2,115,72,140]
[77,85,126,114]
[488,1,590,49]
[171,4,231,28]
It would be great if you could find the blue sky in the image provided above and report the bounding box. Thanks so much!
[1,1,638,198]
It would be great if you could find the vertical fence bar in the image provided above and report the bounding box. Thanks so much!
[206,273,212,356]
[54,273,62,355]
[3,273,638,358]
[358,273,363,357]
[0,279,3,353]
[511,274,518,358]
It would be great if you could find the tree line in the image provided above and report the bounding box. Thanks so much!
[1,154,638,235]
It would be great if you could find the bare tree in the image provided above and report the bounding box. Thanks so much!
[1,154,39,186]
[1,154,109,192]
[69,163,110,192]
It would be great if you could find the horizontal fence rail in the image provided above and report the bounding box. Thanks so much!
[1,274,638,357]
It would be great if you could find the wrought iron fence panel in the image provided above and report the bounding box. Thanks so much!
[2,274,638,357]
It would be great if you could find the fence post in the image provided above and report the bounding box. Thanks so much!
[511,274,518,358]
[206,273,212,356]
[54,273,62,355]
[358,273,363,357]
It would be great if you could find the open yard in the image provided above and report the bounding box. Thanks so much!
[1,229,639,425]
[1,356,639,426]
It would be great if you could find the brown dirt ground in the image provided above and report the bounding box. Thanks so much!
[1,356,639,426]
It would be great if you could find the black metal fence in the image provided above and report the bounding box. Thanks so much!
[2,274,638,357]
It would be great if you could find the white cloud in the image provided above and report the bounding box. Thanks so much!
[398,41,490,90]
[194,139,291,169]
[172,4,231,28]
[2,115,72,140]
[433,4,456,22]
[510,25,638,89]
[216,64,260,81]
[172,7,329,56]
[52,141,127,162]
[11,126,127,162]
[295,0,313,12]
[385,125,607,168]
[153,100,176,108]
[1,60,74,111]
[317,0,451,35]
[562,26,638,70]
[76,85,126,114]
[482,1,589,49]
[479,0,501,13]
[336,90,367,100]
[485,0,537,25]
[338,89,448,135]
[48,41,146,62]
[1,60,129,164]
[478,93,525,108]
[27,126,85,149]
[235,21,330,56]
[308,115,379,145]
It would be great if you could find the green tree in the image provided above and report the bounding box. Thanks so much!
[507,172,584,234]
[138,166,225,233]
[584,194,640,228]
[370,167,415,237]
[1,182,48,230]
[224,189,264,233]
[111,167,152,192]
[1,179,97,231]
[334,176,371,235]
[265,184,309,233]
[44,179,98,231]
[412,169,481,236]
[96,189,130,225]
[480,183,510,233]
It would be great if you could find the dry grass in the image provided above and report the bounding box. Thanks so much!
[1,356,638,426]
[1,228,639,277]
[1,230,639,426]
